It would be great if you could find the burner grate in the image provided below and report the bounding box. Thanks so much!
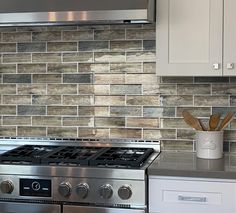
[41,146,105,166]
[0,145,62,164]
[90,147,154,168]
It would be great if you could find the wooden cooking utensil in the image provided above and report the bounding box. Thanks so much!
[198,119,207,131]
[217,112,234,131]
[209,113,221,131]
[182,110,203,131]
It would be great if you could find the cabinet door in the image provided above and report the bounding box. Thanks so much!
[223,0,236,75]
[156,0,223,76]
[149,177,236,213]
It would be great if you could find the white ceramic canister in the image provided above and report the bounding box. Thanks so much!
[195,131,223,159]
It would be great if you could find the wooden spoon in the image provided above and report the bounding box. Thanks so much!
[217,112,234,131]
[198,119,207,131]
[209,113,221,131]
[182,110,203,131]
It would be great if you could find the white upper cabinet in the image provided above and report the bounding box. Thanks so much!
[156,0,228,76]
[224,0,236,75]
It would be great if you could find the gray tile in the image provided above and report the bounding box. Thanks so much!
[47,127,77,137]
[63,74,93,83]
[3,74,31,83]
[33,74,61,83]
[161,140,193,151]
[177,84,211,95]
[32,53,61,63]
[3,95,31,104]
[63,52,93,62]
[143,40,156,50]
[47,106,77,116]
[17,26,47,32]
[3,116,31,125]
[18,105,46,115]
[32,116,62,126]
[32,32,61,41]
[47,84,77,95]
[0,84,16,94]
[94,29,125,40]
[126,29,155,40]
[161,118,188,129]
[63,95,94,105]
[143,84,177,95]
[110,106,142,117]
[47,42,77,52]
[0,106,16,115]
[212,107,236,118]
[2,32,31,42]
[143,107,175,117]
[110,128,142,139]
[47,63,77,73]
[3,53,31,63]
[110,40,142,51]
[212,84,236,95]
[230,96,236,106]
[18,84,47,95]
[0,127,17,137]
[94,52,125,62]
[95,117,125,127]
[161,77,193,83]
[79,106,109,116]
[143,129,176,140]
[194,77,229,83]
[110,62,142,73]
[0,64,16,73]
[94,74,125,84]
[177,129,195,140]
[17,126,46,137]
[143,62,156,73]
[79,128,109,138]
[63,117,94,127]
[79,41,109,51]
[32,95,61,105]
[63,30,93,41]
[194,95,229,107]
[47,26,77,31]
[110,85,142,95]
[177,107,211,117]
[18,42,46,52]
[18,64,47,73]
[126,51,155,62]
[79,63,109,73]
[126,95,159,106]
[0,43,16,52]
[161,95,193,106]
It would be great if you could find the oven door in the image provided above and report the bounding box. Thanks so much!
[0,202,61,213]
[64,205,145,213]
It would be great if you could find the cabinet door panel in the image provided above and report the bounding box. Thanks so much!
[223,0,236,75]
[149,177,236,213]
[156,0,223,76]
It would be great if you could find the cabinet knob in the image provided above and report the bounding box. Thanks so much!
[227,63,234,70]
[213,63,220,70]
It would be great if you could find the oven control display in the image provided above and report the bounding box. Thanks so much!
[20,179,51,197]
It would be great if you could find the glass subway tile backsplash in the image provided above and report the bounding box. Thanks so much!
[0,24,235,152]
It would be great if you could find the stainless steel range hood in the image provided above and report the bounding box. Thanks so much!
[0,0,155,26]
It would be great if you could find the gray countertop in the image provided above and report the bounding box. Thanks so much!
[148,151,236,179]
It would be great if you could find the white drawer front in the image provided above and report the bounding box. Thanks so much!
[149,177,236,213]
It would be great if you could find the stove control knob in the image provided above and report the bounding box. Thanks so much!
[0,180,14,194]
[118,185,132,200]
[76,183,89,199]
[58,182,72,197]
[99,184,113,199]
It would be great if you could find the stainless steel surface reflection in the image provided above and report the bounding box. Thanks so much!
[196,157,224,171]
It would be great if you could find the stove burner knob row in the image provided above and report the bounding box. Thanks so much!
[118,185,132,200]
[76,183,89,199]
[0,180,14,194]
[99,184,113,199]
[58,182,72,197]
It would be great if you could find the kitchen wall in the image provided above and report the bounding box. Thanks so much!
[0,24,235,152]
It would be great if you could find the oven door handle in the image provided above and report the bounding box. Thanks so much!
[63,205,145,213]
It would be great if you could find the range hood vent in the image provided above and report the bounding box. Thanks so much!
[0,0,155,26]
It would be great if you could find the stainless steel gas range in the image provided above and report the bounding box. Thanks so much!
[0,137,160,213]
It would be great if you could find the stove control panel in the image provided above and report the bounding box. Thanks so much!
[58,182,72,197]
[118,185,132,200]
[76,183,89,199]
[20,179,51,197]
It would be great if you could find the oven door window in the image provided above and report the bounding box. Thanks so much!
[0,202,61,213]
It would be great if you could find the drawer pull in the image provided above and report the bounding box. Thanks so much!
[178,195,207,203]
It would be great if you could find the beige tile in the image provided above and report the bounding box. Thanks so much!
[94,52,125,62]
[63,95,94,105]
[95,96,125,105]
[110,128,142,139]
[126,96,159,106]
[47,106,77,116]
[32,116,62,126]
[194,95,229,107]
[161,140,193,151]
[47,84,77,95]
[126,74,158,84]
[79,128,109,138]
[32,53,61,63]
[95,117,125,127]
[63,117,94,127]
[3,53,31,63]
[18,84,47,95]
[79,85,110,95]
[94,74,125,84]
[18,126,46,137]
[3,95,31,104]
[3,116,31,125]
[47,127,77,137]
[143,129,176,140]
[127,118,159,128]
[0,126,16,136]
[78,106,109,116]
